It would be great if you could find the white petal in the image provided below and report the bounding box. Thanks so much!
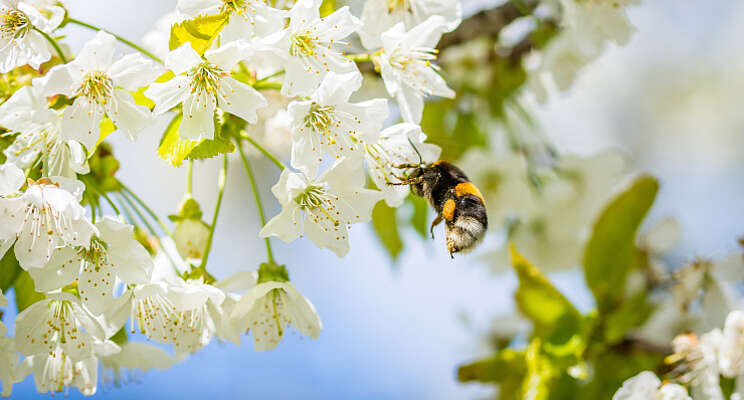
[259,204,302,243]
[314,71,362,105]
[33,64,76,97]
[165,43,203,75]
[107,53,165,91]
[106,89,152,140]
[27,246,80,292]
[179,92,216,140]
[303,215,350,257]
[284,284,322,339]
[214,271,257,293]
[217,77,267,124]
[74,31,117,72]
[396,83,425,124]
[321,157,366,190]
[0,163,24,195]
[177,0,220,16]
[61,96,103,152]
[205,41,249,71]
[145,75,190,115]
[98,217,152,285]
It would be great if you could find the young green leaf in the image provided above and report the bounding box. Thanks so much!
[408,195,429,238]
[583,175,658,314]
[371,202,403,261]
[510,244,581,344]
[13,271,44,313]
[157,113,198,167]
[169,13,230,55]
[0,250,21,292]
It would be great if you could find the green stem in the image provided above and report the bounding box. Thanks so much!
[346,53,371,62]
[235,139,275,264]
[255,70,284,83]
[32,27,67,63]
[84,177,121,215]
[252,81,282,91]
[186,160,194,195]
[239,133,286,170]
[118,182,172,235]
[199,155,228,272]
[66,18,163,63]
[114,194,136,226]
[118,191,157,236]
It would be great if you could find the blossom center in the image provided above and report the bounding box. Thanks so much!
[390,46,439,71]
[188,62,225,96]
[304,103,335,132]
[0,8,30,39]
[222,0,248,14]
[295,185,340,226]
[76,71,114,105]
[80,238,109,272]
[386,0,410,12]
[290,32,319,57]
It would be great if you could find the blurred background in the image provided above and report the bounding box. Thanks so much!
[9,0,744,398]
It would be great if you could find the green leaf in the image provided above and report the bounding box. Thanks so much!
[371,202,403,261]
[510,244,581,345]
[458,348,527,399]
[169,13,230,55]
[13,271,44,312]
[408,195,429,238]
[319,0,336,17]
[523,339,553,400]
[420,102,488,161]
[0,250,21,292]
[186,127,235,161]
[583,175,658,314]
[157,113,198,167]
[110,327,128,344]
[604,290,655,344]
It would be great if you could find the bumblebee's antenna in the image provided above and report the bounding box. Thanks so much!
[407,137,424,165]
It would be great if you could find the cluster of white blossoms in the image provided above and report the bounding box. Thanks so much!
[0,0,465,395]
[614,310,744,400]
[527,0,642,101]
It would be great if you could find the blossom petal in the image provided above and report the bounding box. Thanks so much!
[107,53,165,91]
[179,92,216,140]
[61,96,104,152]
[0,163,24,195]
[74,31,116,72]
[145,75,190,115]
[217,77,267,124]
[27,246,80,292]
[259,204,302,243]
[165,43,203,75]
[106,89,152,140]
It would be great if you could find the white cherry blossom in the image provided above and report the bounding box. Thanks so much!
[15,348,98,396]
[671,332,724,400]
[100,342,177,386]
[146,42,267,141]
[377,16,455,124]
[0,167,97,268]
[359,0,461,50]
[34,31,163,150]
[177,0,286,42]
[717,310,744,378]
[230,280,321,351]
[0,337,17,397]
[14,293,107,362]
[0,85,89,177]
[365,123,441,207]
[264,0,361,97]
[259,158,382,257]
[612,371,690,400]
[0,0,64,73]
[213,270,257,345]
[28,217,153,315]
[288,71,388,177]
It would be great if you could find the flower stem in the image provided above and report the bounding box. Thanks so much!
[186,160,194,195]
[118,191,157,236]
[346,53,371,62]
[32,27,67,63]
[255,70,284,83]
[252,81,282,91]
[235,139,275,264]
[239,133,286,170]
[118,182,172,235]
[83,176,121,215]
[199,155,228,272]
[66,18,163,63]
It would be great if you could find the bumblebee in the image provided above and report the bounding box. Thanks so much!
[391,161,488,257]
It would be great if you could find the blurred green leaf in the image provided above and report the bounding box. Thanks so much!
[510,245,581,345]
[604,291,655,344]
[169,13,229,55]
[157,113,198,167]
[583,347,665,399]
[110,327,128,344]
[14,271,44,312]
[458,348,527,399]
[523,339,553,400]
[0,250,21,292]
[421,101,488,161]
[371,202,403,261]
[187,114,238,161]
[583,175,658,315]
[408,196,429,238]
[319,0,336,17]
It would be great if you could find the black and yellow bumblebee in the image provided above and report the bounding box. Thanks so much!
[391,160,487,257]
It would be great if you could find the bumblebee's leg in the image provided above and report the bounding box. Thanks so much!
[429,214,443,239]
[387,176,424,186]
[394,163,422,169]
